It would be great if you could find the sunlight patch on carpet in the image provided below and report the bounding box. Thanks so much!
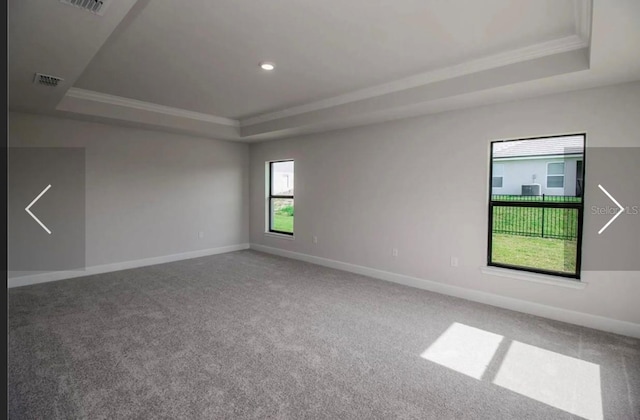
[420,322,503,379]
[493,340,603,420]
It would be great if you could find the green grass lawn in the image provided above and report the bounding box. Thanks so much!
[492,233,577,274]
[272,214,293,233]
[491,195,579,273]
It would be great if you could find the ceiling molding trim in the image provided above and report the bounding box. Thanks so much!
[64,87,240,127]
[574,0,593,43]
[241,35,588,127]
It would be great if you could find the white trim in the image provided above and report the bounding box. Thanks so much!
[264,232,295,240]
[64,88,240,127]
[574,0,593,44]
[8,243,249,288]
[59,34,591,138]
[58,12,592,138]
[241,35,588,127]
[480,266,586,289]
[250,243,640,338]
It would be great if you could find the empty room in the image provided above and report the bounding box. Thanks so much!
[6,0,640,419]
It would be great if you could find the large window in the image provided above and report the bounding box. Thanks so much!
[488,134,585,279]
[268,160,294,235]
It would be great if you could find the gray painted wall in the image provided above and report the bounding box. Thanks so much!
[8,82,640,326]
[9,112,249,274]
[249,81,640,325]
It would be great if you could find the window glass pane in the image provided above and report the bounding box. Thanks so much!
[271,161,294,195]
[547,175,564,188]
[491,206,578,274]
[489,135,584,278]
[270,198,294,234]
[548,162,564,175]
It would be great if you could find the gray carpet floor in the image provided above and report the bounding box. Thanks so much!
[9,250,640,419]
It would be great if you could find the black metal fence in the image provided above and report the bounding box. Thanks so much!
[491,195,580,241]
[492,194,582,203]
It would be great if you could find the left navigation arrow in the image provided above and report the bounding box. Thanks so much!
[25,184,52,234]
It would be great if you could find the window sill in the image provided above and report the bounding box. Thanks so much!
[264,232,295,240]
[480,266,586,289]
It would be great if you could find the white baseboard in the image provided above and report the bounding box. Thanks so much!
[250,243,640,339]
[8,243,250,288]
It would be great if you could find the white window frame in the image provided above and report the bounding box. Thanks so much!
[546,161,565,189]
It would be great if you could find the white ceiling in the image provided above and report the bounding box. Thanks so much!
[74,0,577,119]
[8,0,139,112]
[8,0,640,141]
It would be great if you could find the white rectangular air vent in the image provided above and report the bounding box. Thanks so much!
[33,73,64,87]
[59,0,111,16]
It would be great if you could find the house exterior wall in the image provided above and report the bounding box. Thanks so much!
[492,156,581,196]
[272,171,294,194]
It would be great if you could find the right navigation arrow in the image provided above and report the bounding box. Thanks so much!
[597,184,624,235]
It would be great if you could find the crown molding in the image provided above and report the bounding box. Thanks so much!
[241,34,589,127]
[60,5,592,139]
[574,0,593,43]
[64,87,240,127]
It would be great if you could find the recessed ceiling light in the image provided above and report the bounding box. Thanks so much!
[260,62,275,71]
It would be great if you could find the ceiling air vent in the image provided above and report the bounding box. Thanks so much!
[59,0,111,16]
[33,73,64,87]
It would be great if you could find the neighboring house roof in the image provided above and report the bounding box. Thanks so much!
[494,136,584,159]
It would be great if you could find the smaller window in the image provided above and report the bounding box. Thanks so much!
[268,160,294,235]
[547,162,565,188]
[492,164,504,188]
